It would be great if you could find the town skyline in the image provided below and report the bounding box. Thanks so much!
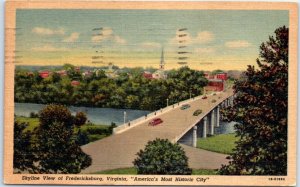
[16,9,288,71]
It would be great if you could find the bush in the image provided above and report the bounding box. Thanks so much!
[74,112,87,126]
[29,112,39,118]
[211,99,216,103]
[76,129,90,146]
[85,127,108,135]
[39,104,73,128]
[133,138,192,175]
[34,104,91,173]
[13,121,34,172]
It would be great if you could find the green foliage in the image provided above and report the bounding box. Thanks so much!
[14,105,92,174]
[197,134,238,154]
[29,112,39,118]
[133,138,192,175]
[76,129,90,146]
[13,121,35,172]
[34,121,91,173]
[39,104,74,128]
[219,26,288,175]
[74,112,87,127]
[15,117,39,131]
[15,66,207,111]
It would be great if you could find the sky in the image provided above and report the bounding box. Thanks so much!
[16,9,289,71]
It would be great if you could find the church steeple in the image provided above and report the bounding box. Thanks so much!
[160,47,165,70]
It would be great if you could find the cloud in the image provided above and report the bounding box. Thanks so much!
[225,40,251,48]
[195,31,214,44]
[114,35,126,44]
[195,47,215,54]
[91,27,126,45]
[63,32,80,42]
[32,27,65,35]
[31,45,70,52]
[140,42,161,49]
[169,30,214,46]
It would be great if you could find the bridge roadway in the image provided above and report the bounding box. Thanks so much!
[81,89,234,173]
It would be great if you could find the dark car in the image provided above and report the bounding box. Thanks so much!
[202,95,208,99]
[180,104,191,110]
[193,109,203,116]
[148,118,163,126]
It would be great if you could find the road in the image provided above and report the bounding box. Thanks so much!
[81,89,234,173]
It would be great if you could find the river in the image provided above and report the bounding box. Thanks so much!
[15,103,151,126]
[15,103,236,133]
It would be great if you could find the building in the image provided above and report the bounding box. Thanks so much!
[216,73,227,80]
[204,72,227,92]
[71,80,80,86]
[104,63,119,78]
[39,70,50,78]
[152,48,167,79]
[143,71,153,79]
[206,79,224,91]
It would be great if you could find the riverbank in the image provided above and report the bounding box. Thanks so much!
[15,102,151,126]
[15,116,112,144]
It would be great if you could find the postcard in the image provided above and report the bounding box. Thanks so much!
[3,1,298,186]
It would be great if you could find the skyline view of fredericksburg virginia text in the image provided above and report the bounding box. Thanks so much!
[12,7,290,182]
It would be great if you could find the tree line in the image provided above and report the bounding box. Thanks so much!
[15,66,208,111]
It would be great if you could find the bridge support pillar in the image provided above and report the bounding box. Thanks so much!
[216,106,220,127]
[203,116,207,138]
[192,126,197,147]
[210,110,215,135]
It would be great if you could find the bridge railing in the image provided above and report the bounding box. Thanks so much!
[112,92,220,134]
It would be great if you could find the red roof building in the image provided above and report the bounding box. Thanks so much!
[204,72,227,92]
[216,73,227,80]
[71,80,80,86]
[143,71,153,79]
[39,70,50,78]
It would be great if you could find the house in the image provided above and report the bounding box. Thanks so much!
[104,63,119,78]
[39,70,50,78]
[204,72,227,92]
[71,80,80,86]
[143,71,153,79]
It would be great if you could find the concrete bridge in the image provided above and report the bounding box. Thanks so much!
[81,89,234,173]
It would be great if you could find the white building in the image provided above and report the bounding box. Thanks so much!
[152,48,167,79]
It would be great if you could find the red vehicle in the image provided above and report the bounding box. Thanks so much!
[202,95,208,99]
[148,118,163,126]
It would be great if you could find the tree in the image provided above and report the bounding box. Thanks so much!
[76,129,90,146]
[74,112,87,127]
[35,104,91,173]
[133,138,192,175]
[219,26,288,175]
[13,121,35,173]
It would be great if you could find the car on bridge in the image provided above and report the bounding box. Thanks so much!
[180,104,191,110]
[193,109,203,116]
[148,118,163,126]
